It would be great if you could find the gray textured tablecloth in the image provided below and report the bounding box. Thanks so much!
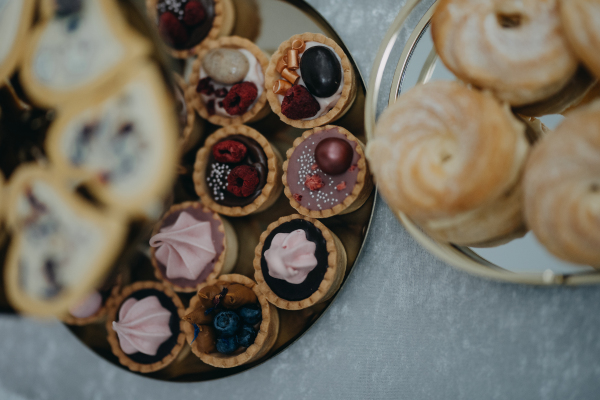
[2,1,600,399]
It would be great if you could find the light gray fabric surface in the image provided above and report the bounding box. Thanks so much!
[2,1,600,399]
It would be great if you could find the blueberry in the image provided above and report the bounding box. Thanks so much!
[213,311,240,336]
[236,325,257,348]
[216,336,238,354]
[238,304,262,325]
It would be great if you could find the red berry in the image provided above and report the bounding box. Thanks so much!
[305,174,324,191]
[207,99,215,115]
[281,85,320,120]
[293,193,303,202]
[158,12,188,47]
[215,88,228,98]
[196,77,214,95]
[227,165,260,197]
[336,181,346,191]
[183,1,206,26]
[349,165,357,172]
[222,82,258,116]
[212,140,247,163]
[310,164,318,170]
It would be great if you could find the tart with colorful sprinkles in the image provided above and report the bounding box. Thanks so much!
[193,125,283,217]
[182,274,279,368]
[265,33,357,128]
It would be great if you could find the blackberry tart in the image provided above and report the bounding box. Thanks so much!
[150,201,238,292]
[106,281,186,373]
[147,0,235,59]
[181,274,279,368]
[283,125,373,218]
[265,33,357,128]
[254,214,347,310]
[193,125,283,217]
[189,36,269,126]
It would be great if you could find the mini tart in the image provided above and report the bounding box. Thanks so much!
[175,74,204,155]
[189,36,270,126]
[150,201,238,292]
[146,0,234,59]
[60,274,122,326]
[0,0,35,83]
[254,214,347,310]
[561,0,600,79]
[106,281,186,373]
[193,125,283,217]
[182,274,279,368]
[265,33,357,129]
[283,125,373,218]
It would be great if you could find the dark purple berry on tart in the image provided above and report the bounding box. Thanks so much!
[299,45,342,98]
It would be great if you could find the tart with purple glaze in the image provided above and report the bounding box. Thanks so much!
[283,125,373,218]
[265,33,357,128]
[254,214,347,310]
[181,274,279,368]
[189,36,269,126]
[147,0,234,59]
[149,201,238,292]
[193,125,283,217]
[106,281,186,373]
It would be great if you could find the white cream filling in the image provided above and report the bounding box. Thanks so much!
[0,0,23,66]
[199,48,264,117]
[276,42,344,120]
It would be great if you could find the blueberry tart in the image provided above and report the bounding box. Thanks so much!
[106,281,187,373]
[182,274,279,368]
[189,36,270,126]
[254,214,347,310]
[0,0,35,83]
[283,125,373,218]
[265,33,357,128]
[150,201,238,292]
[193,125,283,217]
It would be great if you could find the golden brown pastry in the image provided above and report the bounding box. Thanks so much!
[561,0,600,78]
[431,0,579,107]
[367,81,530,246]
[524,100,600,266]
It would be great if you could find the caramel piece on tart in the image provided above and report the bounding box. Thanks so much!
[265,33,357,128]
[254,215,347,310]
[193,125,283,217]
[150,201,238,292]
[283,125,373,218]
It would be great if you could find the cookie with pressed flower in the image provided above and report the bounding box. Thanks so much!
[0,0,35,83]
[181,274,279,368]
[20,0,150,107]
[3,164,127,318]
[189,36,269,126]
[147,0,235,59]
[106,281,186,373]
[193,125,283,217]
[45,63,178,218]
[254,214,347,310]
[283,125,373,218]
[265,33,357,128]
[149,201,238,292]
[174,74,204,155]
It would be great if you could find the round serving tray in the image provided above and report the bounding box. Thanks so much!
[58,0,375,382]
[365,0,600,286]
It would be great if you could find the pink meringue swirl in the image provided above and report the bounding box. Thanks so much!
[112,296,172,356]
[264,229,318,284]
[69,290,102,319]
[150,211,217,281]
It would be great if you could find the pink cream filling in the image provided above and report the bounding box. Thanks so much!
[69,290,103,319]
[264,229,318,284]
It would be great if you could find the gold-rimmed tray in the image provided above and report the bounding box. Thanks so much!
[366,0,600,286]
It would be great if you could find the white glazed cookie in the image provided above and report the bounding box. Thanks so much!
[0,0,35,82]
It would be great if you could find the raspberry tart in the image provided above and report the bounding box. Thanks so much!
[193,125,283,217]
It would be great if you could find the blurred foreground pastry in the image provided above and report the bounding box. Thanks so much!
[368,81,529,247]
[561,0,600,79]
[524,101,600,266]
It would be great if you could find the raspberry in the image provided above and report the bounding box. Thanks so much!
[281,85,320,120]
[213,140,247,163]
[196,77,214,95]
[215,88,228,98]
[305,174,324,191]
[293,193,303,202]
[227,165,260,197]
[310,164,318,171]
[222,82,258,116]
[336,181,346,191]
[207,99,215,115]
[349,165,356,172]
[183,1,206,26]
[158,12,188,47]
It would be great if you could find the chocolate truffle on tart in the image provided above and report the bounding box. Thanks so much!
[147,0,235,59]
[254,215,347,310]
[106,281,186,373]
[182,274,279,368]
[150,201,238,292]
[193,125,283,217]
[265,33,357,128]
[0,0,35,84]
[189,36,269,126]
[283,125,373,218]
